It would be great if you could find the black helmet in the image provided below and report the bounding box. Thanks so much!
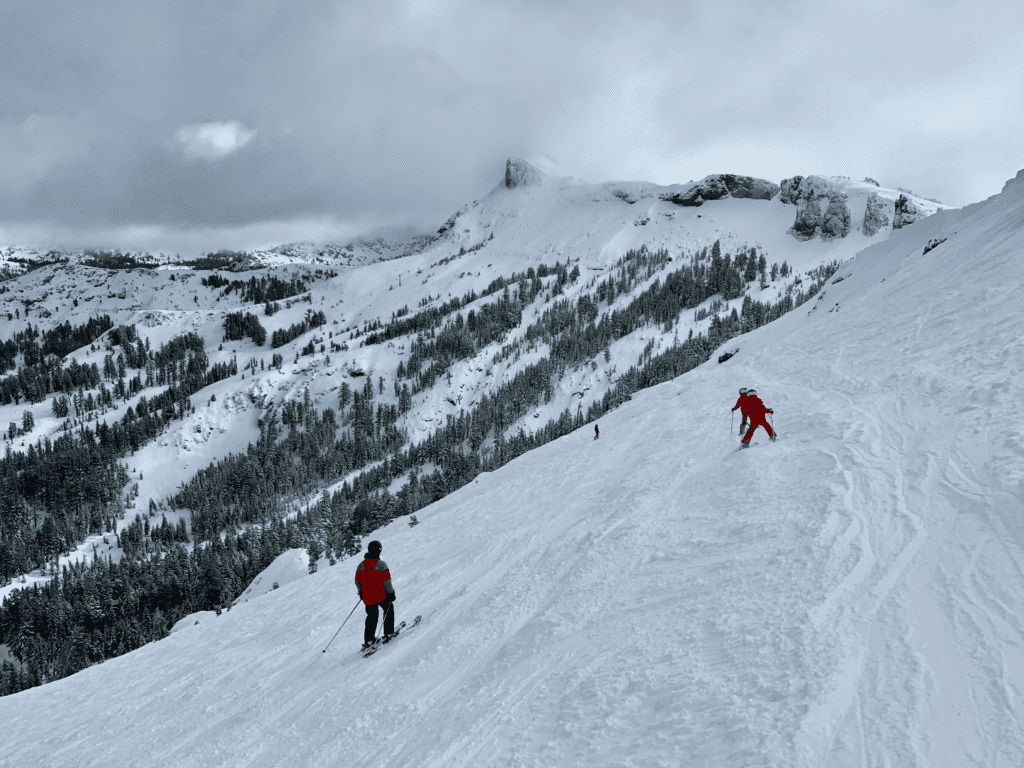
[367,540,382,556]
[739,388,748,394]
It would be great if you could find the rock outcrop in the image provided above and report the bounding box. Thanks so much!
[505,158,542,189]
[780,176,804,205]
[780,175,834,205]
[788,191,823,240]
[861,193,891,236]
[892,194,921,230]
[820,192,852,240]
[661,174,779,207]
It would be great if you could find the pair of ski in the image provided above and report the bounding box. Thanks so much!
[737,432,779,451]
[360,614,422,657]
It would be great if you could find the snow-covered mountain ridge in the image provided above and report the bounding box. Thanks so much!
[0,159,942,601]
[0,165,1021,766]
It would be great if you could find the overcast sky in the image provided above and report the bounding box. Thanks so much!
[1,0,1022,254]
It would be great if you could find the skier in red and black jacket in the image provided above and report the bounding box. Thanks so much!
[355,540,396,650]
[740,389,776,447]
[731,387,751,435]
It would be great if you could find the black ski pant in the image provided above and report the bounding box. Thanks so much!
[364,597,395,644]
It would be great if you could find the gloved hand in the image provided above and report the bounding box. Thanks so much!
[388,594,397,603]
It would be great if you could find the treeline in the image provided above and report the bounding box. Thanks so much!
[223,312,267,346]
[223,275,308,305]
[363,258,598,346]
[0,316,113,374]
[271,309,327,349]
[0,332,236,585]
[397,288,527,392]
[392,248,668,394]
[0,320,146,407]
[176,377,403,540]
[0,514,319,696]
[183,251,246,270]
[82,251,156,270]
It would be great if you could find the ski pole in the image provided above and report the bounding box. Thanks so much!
[323,599,361,653]
[731,411,734,435]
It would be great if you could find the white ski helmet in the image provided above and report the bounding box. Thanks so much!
[739,387,748,394]
[747,389,757,396]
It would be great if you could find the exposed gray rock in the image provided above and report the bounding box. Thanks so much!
[437,205,467,236]
[780,174,835,205]
[861,193,891,236]
[718,174,779,200]
[1001,168,1024,192]
[780,176,804,205]
[863,177,880,187]
[892,194,921,230]
[661,174,778,207]
[820,192,852,240]
[788,191,822,240]
[505,158,542,189]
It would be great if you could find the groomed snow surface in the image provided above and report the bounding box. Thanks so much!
[2,172,1024,766]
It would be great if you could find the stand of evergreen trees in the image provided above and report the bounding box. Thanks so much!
[0,331,238,585]
[0,316,114,402]
[271,309,327,349]
[223,311,267,346]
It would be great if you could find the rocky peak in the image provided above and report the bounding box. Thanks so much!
[505,158,543,189]
[1001,168,1024,193]
[780,175,835,205]
[820,192,852,241]
[660,174,779,207]
[892,194,921,230]
[862,193,891,236]
[788,191,823,240]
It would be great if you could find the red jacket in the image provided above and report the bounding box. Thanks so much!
[731,394,749,417]
[746,396,773,419]
[355,558,394,605]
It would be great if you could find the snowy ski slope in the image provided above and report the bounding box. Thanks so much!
[0,168,1022,766]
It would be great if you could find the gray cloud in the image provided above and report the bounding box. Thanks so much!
[1,0,1022,253]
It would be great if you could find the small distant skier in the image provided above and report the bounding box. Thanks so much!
[355,540,396,650]
[731,387,750,435]
[740,389,776,448]
[594,424,599,440]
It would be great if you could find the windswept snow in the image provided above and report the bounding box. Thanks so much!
[1,170,1022,766]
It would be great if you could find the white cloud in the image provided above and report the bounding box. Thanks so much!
[176,120,257,160]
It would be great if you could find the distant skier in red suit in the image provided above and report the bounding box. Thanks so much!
[594,424,599,440]
[731,387,750,435]
[740,389,776,447]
